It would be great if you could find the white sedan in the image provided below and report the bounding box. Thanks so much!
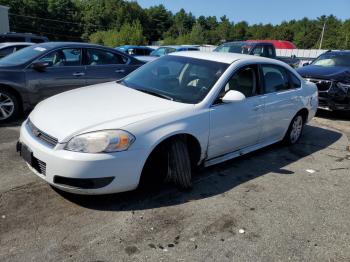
[18,52,318,194]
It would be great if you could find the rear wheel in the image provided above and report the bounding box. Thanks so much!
[0,90,19,123]
[283,114,304,145]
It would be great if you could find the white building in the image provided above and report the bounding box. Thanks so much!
[0,5,10,34]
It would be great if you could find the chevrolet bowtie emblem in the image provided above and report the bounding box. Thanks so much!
[32,128,40,137]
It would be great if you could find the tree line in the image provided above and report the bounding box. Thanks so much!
[1,0,349,49]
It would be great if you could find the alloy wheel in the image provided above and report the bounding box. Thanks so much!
[0,92,15,120]
[290,115,303,143]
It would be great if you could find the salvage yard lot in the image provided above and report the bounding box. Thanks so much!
[0,113,349,261]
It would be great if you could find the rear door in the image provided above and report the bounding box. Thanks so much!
[26,48,86,99]
[84,48,136,85]
[259,64,301,142]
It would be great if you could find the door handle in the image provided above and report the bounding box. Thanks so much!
[115,69,126,73]
[72,72,85,77]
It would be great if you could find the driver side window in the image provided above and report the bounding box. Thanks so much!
[218,65,259,101]
[36,48,82,67]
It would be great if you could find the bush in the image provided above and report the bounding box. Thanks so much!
[89,20,146,47]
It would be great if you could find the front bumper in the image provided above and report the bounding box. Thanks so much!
[318,83,350,111]
[18,121,148,194]
[318,95,350,111]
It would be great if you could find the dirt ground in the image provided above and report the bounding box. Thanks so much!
[0,111,349,262]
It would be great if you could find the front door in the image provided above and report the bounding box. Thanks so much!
[26,48,86,100]
[208,65,265,158]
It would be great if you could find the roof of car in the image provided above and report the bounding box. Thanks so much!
[0,42,35,48]
[325,50,350,54]
[170,51,285,65]
[159,45,199,50]
[34,42,112,49]
[117,45,154,50]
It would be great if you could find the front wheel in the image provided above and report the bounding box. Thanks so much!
[283,114,304,145]
[167,139,192,190]
[0,90,19,123]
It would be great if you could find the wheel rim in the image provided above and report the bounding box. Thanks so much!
[0,92,15,120]
[290,115,303,143]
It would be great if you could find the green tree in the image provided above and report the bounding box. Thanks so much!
[144,4,172,43]
[89,20,146,47]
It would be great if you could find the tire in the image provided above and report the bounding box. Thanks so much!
[283,114,304,145]
[167,139,192,190]
[0,89,19,123]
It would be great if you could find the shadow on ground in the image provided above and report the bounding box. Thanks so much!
[316,109,350,121]
[52,124,342,211]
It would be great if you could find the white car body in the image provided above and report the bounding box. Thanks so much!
[19,52,318,194]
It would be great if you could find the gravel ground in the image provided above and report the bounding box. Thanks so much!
[0,112,349,262]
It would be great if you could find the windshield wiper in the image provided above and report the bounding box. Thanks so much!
[136,88,174,101]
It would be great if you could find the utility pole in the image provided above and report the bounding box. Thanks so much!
[319,21,326,49]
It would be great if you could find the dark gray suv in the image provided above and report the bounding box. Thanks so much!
[0,42,144,122]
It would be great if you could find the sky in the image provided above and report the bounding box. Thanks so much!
[135,0,350,25]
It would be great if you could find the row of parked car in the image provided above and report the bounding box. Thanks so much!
[0,37,349,123]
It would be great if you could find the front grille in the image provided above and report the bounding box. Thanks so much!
[36,159,47,176]
[307,78,333,92]
[31,156,46,176]
[27,119,58,147]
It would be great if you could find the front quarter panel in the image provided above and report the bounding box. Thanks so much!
[124,106,210,165]
[0,69,29,106]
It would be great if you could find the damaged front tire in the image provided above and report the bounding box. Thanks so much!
[166,139,192,190]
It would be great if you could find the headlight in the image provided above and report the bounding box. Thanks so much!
[65,130,135,153]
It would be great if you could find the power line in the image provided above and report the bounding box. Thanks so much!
[9,13,107,30]
[10,26,83,39]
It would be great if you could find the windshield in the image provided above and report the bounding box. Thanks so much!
[151,47,176,57]
[214,42,251,54]
[312,53,350,67]
[121,55,228,104]
[0,45,48,66]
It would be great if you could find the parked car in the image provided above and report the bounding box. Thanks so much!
[0,33,48,43]
[0,42,144,122]
[116,45,155,56]
[0,42,34,59]
[297,50,350,111]
[214,41,299,67]
[150,45,200,57]
[17,52,318,194]
[245,40,296,49]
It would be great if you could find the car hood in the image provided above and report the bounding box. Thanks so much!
[29,82,191,142]
[297,65,350,82]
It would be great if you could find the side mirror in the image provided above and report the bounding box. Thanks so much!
[222,90,246,103]
[31,61,49,71]
[302,62,310,67]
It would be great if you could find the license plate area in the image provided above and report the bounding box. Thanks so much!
[20,143,33,166]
